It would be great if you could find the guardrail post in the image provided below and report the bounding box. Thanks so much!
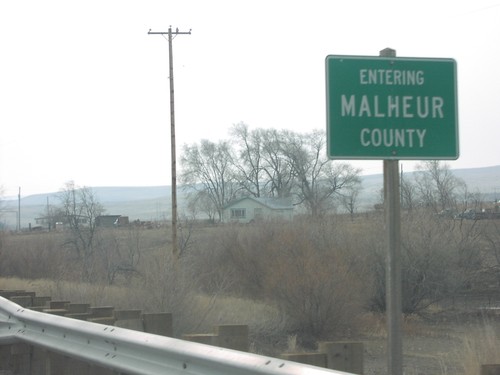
[215,325,249,352]
[89,306,116,325]
[318,341,364,374]
[49,300,70,310]
[33,296,52,308]
[10,295,33,307]
[481,364,500,375]
[114,309,144,331]
[143,312,173,336]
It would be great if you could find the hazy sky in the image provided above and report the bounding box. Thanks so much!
[1,1,499,197]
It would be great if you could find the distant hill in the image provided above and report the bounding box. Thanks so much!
[357,164,500,209]
[453,165,500,192]
[7,186,172,206]
[1,165,499,229]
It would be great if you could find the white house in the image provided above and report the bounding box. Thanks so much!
[223,197,294,223]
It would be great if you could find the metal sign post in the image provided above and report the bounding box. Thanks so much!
[384,156,402,375]
[379,50,403,375]
[381,47,403,375]
[325,46,459,374]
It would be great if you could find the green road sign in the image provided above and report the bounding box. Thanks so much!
[325,55,458,160]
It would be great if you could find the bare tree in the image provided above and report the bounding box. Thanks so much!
[400,175,418,212]
[414,161,464,212]
[482,220,500,287]
[370,211,482,314]
[230,122,264,197]
[281,130,361,217]
[260,129,295,198]
[181,140,239,222]
[186,190,218,223]
[456,182,484,213]
[338,184,362,219]
[181,128,361,218]
[96,227,142,285]
[59,181,104,280]
[231,125,296,199]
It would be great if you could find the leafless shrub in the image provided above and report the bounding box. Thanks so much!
[262,220,367,343]
[0,232,66,280]
[370,210,482,314]
[190,219,371,344]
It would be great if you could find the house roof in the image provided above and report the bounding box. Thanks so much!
[224,196,293,210]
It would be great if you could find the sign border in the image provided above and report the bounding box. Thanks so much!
[325,54,459,160]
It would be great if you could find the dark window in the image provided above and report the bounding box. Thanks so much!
[231,208,246,218]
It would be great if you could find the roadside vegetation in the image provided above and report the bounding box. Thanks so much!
[1,156,500,373]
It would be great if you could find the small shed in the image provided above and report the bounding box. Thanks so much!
[223,197,293,224]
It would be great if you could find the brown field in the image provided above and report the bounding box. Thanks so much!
[1,214,500,374]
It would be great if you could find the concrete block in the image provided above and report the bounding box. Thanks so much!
[90,306,115,318]
[0,290,26,298]
[68,303,90,314]
[10,295,33,307]
[114,310,144,331]
[143,313,173,337]
[50,300,70,310]
[33,296,51,308]
[482,365,500,375]
[319,341,363,374]
[214,325,249,352]
[1,290,35,299]
[114,309,142,320]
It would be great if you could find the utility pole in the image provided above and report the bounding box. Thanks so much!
[148,26,191,259]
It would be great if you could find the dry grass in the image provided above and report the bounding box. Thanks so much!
[0,275,284,342]
[1,215,500,372]
[3,275,500,374]
[0,276,143,308]
[459,319,500,375]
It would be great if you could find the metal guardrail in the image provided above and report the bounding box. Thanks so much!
[0,296,353,375]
